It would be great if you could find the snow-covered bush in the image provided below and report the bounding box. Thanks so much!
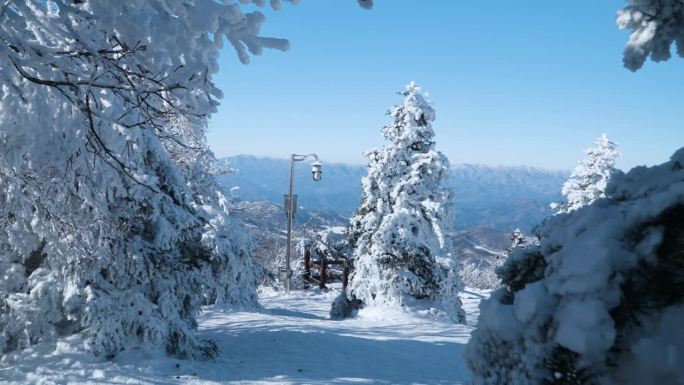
[308,228,352,262]
[0,0,315,358]
[332,83,465,323]
[162,116,258,307]
[466,148,684,385]
[432,257,467,320]
[460,261,502,290]
[330,290,364,320]
[274,229,351,290]
[279,237,312,290]
[460,229,536,290]
[617,0,684,71]
[553,134,621,214]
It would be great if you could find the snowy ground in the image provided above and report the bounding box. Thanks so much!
[2,286,488,385]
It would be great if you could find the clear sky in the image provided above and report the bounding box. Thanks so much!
[207,1,684,171]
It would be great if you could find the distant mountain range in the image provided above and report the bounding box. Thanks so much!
[217,155,568,232]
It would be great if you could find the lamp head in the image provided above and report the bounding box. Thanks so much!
[311,161,322,181]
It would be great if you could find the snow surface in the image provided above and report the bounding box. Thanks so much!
[2,285,488,385]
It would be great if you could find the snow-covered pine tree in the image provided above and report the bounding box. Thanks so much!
[509,227,538,250]
[163,116,257,307]
[554,134,621,214]
[332,83,465,323]
[0,0,374,359]
[508,228,530,251]
[617,0,684,71]
[466,147,684,385]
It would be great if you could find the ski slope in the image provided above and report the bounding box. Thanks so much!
[2,286,489,385]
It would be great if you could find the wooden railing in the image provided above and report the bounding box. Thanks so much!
[303,246,349,290]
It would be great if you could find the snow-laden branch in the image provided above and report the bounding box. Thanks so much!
[617,0,684,70]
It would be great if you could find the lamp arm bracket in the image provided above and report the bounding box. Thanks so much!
[292,153,319,162]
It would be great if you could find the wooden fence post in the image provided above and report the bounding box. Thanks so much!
[319,258,327,289]
[303,246,311,284]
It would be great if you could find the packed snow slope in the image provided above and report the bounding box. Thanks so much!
[3,286,488,384]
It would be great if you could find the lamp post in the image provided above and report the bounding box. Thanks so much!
[284,153,322,293]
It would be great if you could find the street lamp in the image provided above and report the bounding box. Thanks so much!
[284,153,322,293]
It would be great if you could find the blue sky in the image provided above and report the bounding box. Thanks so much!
[207,1,683,171]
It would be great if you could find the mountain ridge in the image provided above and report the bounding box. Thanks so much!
[217,155,569,231]
[219,154,569,173]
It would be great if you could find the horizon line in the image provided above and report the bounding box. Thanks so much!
[216,153,572,173]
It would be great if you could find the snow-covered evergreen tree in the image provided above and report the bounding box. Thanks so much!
[466,147,684,385]
[508,228,529,250]
[617,0,684,71]
[163,116,258,307]
[0,0,348,359]
[554,134,621,214]
[332,83,465,323]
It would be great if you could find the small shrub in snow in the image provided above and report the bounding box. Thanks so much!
[466,148,684,385]
[330,290,364,320]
